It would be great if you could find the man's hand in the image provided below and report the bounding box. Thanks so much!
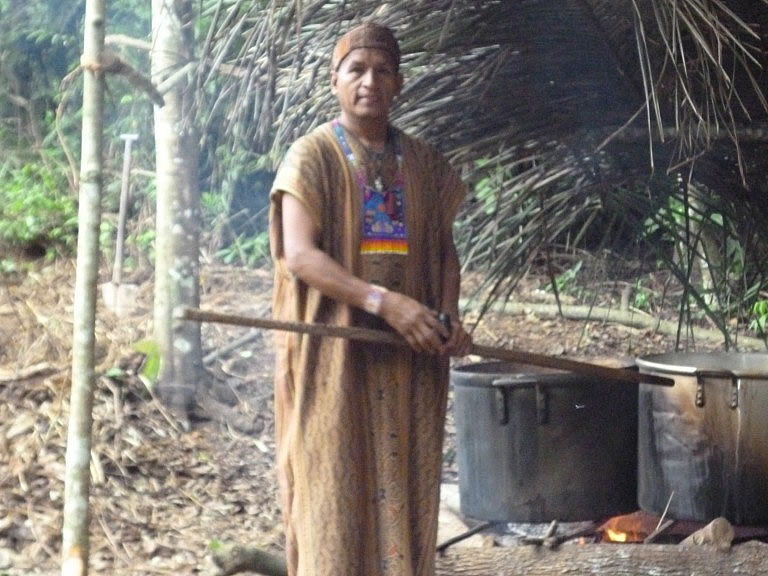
[439,314,473,357]
[378,291,445,354]
[379,294,472,356]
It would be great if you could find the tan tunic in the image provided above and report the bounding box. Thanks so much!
[269,122,466,576]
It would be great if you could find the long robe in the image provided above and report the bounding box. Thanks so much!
[269,121,466,576]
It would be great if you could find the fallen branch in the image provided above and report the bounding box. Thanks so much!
[436,521,496,553]
[106,33,247,78]
[465,300,767,350]
[643,519,675,544]
[105,33,152,52]
[0,362,59,383]
[209,541,768,576]
[202,329,262,366]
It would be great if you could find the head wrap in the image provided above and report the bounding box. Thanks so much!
[331,22,401,71]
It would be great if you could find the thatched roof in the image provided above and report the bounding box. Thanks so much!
[199,0,768,341]
[204,1,767,159]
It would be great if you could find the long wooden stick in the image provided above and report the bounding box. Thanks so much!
[178,308,674,386]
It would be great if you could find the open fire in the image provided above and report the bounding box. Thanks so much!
[599,511,660,543]
[451,510,768,553]
[596,510,768,546]
[603,528,633,543]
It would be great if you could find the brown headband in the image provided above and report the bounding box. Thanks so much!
[331,22,401,71]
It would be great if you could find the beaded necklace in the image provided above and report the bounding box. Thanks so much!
[332,119,404,193]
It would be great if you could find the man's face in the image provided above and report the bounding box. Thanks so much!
[331,48,403,122]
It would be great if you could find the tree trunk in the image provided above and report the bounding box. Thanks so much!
[151,0,203,422]
[61,0,106,574]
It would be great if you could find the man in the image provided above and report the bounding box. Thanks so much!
[269,21,472,576]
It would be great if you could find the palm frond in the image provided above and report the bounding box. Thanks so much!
[194,0,768,343]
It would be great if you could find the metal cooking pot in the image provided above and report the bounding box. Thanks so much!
[636,352,768,524]
[452,361,638,522]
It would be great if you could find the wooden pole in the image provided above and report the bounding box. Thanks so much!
[62,0,106,574]
[112,133,138,285]
[177,308,674,386]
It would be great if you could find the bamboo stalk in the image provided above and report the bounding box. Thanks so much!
[178,308,674,386]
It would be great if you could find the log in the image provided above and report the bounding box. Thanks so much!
[435,541,768,575]
[210,541,768,576]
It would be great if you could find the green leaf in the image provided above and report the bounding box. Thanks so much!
[132,339,161,383]
[104,366,125,379]
[209,539,223,551]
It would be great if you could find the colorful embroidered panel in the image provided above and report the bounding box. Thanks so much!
[333,120,409,255]
[361,185,408,254]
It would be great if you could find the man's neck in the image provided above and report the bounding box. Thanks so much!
[338,115,389,151]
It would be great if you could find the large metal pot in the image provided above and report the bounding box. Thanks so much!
[452,361,638,522]
[636,352,768,524]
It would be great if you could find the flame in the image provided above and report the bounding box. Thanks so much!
[599,511,656,543]
[604,528,628,542]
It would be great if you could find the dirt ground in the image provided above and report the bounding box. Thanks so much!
[0,259,744,575]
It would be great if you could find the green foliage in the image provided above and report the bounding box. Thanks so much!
[0,1,82,94]
[132,339,161,388]
[633,281,652,311]
[104,366,126,379]
[201,191,228,223]
[100,219,116,256]
[471,157,506,215]
[215,232,270,267]
[0,160,78,257]
[547,260,583,295]
[199,145,275,267]
[643,195,685,238]
[202,173,272,268]
[750,300,768,336]
[0,0,160,274]
[134,229,156,258]
[0,259,18,275]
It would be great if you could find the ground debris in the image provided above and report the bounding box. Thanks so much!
[0,261,713,574]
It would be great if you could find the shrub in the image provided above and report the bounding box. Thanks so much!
[0,160,78,259]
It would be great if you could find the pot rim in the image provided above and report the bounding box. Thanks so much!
[637,352,768,379]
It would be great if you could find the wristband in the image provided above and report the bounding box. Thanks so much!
[363,284,388,316]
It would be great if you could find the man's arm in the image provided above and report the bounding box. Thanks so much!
[280,193,447,354]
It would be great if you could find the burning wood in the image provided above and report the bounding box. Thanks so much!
[598,510,753,548]
[599,511,659,543]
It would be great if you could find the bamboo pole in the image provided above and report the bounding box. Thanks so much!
[62,0,107,574]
